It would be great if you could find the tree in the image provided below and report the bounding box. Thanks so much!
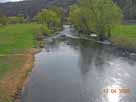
[49,6,63,18]
[49,6,64,26]
[8,16,25,24]
[69,0,123,40]
[0,15,8,25]
[35,7,63,45]
[69,5,92,34]
[36,8,62,31]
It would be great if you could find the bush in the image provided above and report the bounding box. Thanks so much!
[8,16,25,24]
[0,15,8,25]
[36,8,62,32]
[39,25,52,36]
[35,25,52,48]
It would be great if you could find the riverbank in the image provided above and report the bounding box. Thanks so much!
[0,48,39,102]
[111,24,136,51]
[0,24,40,102]
[0,23,61,102]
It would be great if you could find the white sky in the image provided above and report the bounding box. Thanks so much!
[0,0,23,3]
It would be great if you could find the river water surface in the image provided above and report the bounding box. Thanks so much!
[21,25,136,102]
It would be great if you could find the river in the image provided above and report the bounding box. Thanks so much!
[21,25,136,102]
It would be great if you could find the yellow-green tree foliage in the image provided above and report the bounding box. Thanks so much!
[8,16,25,24]
[69,0,123,39]
[36,7,63,31]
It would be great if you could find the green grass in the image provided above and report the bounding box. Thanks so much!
[0,23,41,102]
[0,23,41,79]
[0,23,40,54]
[0,23,40,78]
[111,24,136,48]
[0,56,26,79]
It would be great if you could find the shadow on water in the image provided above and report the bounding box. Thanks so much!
[21,26,136,102]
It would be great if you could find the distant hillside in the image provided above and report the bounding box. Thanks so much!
[0,0,78,18]
[0,0,136,20]
[114,0,136,19]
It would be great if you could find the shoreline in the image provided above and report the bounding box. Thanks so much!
[111,44,136,54]
[65,35,136,54]
[14,49,36,102]
[0,48,40,102]
[14,48,41,102]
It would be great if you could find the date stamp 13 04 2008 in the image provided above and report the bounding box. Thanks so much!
[103,88,131,94]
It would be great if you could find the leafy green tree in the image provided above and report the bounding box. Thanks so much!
[49,6,64,26]
[49,6,63,18]
[8,16,25,24]
[38,25,52,36]
[69,0,123,40]
[69,5,92,34]
[0,15,8,25]
[36,8,62,31]
[35,7,63,47]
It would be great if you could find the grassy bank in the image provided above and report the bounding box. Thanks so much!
[0,23,41,54]
[0,24,40,102]
[0,52,35,102]
[111,24,136,49]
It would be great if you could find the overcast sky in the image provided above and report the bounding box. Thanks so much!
[0,0,23,3]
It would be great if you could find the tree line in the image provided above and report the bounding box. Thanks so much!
[0,0,135,20]
[0,15,25,25]
[0,6,64,48]
[0,0,123,41]
[0,0,76,18]
[0,6,63,32]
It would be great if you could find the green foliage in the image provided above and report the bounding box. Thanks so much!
[35,25,51,43]
[0,15,8,25]
[35,7,63,48]
[49,6,63,18]
[8,16,25,24]
[35,25,55,48]
[36,8,62,31]
[69,0,123,40]
[69,5,92,34]
[38,25,52,36]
